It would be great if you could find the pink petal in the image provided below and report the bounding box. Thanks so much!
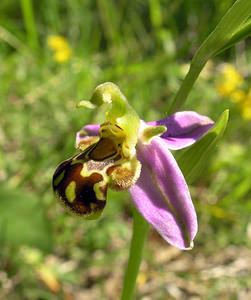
[149,111,214,150]
[130,137,197,249]
[76,124,100,148]
[83,124,100,135]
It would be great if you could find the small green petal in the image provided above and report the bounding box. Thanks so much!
[141,125,167,144]
[77,100,96,109]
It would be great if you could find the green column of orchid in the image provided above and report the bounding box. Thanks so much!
[78,82,140,159]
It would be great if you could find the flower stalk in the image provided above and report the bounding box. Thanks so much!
[20,0,39,51]
[120,208,149,300]
[168,62,204,114]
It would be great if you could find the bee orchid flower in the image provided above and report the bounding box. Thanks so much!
[53,83,214,249]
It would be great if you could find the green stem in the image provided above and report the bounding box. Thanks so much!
[168,60,205,114]
[20,0,39,51]
[120,208,149,300]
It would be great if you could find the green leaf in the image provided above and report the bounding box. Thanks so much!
[216,17,251,55]
[0,184,53,252]
[196,0,251,60]
[177,110,229,184]
[169,0,251,113]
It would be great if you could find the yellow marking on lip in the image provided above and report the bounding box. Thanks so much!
[80,163,90,177]
[65,181,76,203]
[53,171,65,186]
[93,182,107,200]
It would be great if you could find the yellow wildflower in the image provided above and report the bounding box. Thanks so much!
[241,102,251,120]
[217,64,243,97]
[240,89,251,120]
[230,89,246,103]
[47,35,72,63]
[216,63,251,120]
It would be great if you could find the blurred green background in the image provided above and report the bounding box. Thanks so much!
[0,0,251,299]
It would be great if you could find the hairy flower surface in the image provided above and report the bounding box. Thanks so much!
[52,83,214,249]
